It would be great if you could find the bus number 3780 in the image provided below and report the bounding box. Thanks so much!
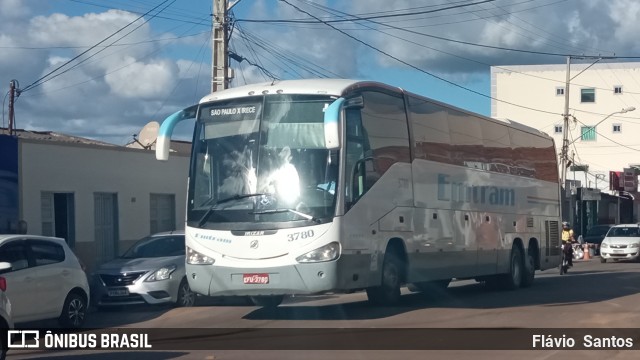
[287,230,315,242]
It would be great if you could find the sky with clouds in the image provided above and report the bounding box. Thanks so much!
[2,0,640,144]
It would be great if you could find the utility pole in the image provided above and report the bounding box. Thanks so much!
[560,56,571,188]
[212,0,240,92]
[7,80,18,136]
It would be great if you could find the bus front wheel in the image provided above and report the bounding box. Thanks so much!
[366,251,402,305]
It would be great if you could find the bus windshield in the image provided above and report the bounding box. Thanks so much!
[188,94,339,229]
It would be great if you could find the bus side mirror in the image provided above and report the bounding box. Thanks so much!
[156,105,197,161]
[323,98,344,150]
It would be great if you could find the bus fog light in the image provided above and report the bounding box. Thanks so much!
[187,246,215,265]
[296,242,340,263]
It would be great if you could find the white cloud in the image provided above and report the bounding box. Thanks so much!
[105,58,176,99]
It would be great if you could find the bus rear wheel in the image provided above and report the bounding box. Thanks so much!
[521,250,536,288]
[486,246,524,291]
[366,251,402,305]
[250,295,284,308]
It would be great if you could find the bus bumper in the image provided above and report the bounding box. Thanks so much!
[185,261,339,296]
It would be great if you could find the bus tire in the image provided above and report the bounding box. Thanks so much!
[521,250,535,288]
[366,251,402,305]
[500,246,524,290]
[250,295,284,308]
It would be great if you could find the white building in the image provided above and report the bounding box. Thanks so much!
[0,129,190,271]
[491,61,640,190]
[491,62,640,226]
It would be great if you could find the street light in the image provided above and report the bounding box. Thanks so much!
[567,106,636,146]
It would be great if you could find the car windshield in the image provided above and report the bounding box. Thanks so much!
[607,227,640,237]
[121,235,185,258]
[587,226,611,236]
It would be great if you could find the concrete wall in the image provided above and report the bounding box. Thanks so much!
[491,62,640,190]
[18,139,190,271]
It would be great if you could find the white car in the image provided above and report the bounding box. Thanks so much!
[600,224,640,263]
[0,235,90,328]
[0,261,13,360]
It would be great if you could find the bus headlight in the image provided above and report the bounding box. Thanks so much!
[145,264,177,282]
[187,246,215,265]
[296,242,340,263]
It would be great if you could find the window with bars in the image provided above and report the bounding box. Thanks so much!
[556,87,564,96]
[554,125,563,134]
[613,124,622,133]
[614,86,622,94]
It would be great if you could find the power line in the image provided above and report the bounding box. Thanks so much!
[573,117,640,153]
[24,11,210,97]
[0,31,209,50]
[241,0,498,24]
[68,0,209,26]
[247,1,640,60]
[279,0,561,117]
[21,0,176,93]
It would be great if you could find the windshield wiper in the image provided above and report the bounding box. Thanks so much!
[198,193,267,227]
[249,208,321,223]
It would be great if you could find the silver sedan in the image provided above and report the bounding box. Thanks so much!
[91,231,195,307]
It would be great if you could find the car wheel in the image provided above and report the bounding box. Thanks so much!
[175,278,196,307]
[59,292,87,328]
[600,257,607,263]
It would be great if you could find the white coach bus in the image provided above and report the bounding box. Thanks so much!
[156,79,561,307]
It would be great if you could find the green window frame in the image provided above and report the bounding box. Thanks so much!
[581,126,596,141]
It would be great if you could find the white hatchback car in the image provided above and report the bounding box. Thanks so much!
[0,261,13,360]
[600,224,640,263]
[0,235,90,328]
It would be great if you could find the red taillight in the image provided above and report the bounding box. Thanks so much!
[0,277,6,292]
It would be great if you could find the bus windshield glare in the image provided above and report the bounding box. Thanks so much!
[188,94,339,228]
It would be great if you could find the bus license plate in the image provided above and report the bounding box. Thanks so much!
[108,288,129,297]
[243,273,269,284]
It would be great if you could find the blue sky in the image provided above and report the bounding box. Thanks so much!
[2,0,640,144]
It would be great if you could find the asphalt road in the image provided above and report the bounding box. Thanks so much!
[8,257,640,360]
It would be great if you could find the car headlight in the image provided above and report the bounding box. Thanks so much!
[601,243,609,248]
[296,242,340,263]
[145,264,177,282]
[629,243,640,248]
[187,246,215,265]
